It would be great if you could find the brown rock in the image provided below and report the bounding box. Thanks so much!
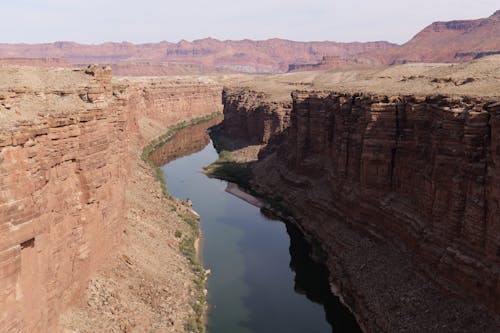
[218,84,500,332]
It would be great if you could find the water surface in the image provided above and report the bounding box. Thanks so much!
[161,138,360,333]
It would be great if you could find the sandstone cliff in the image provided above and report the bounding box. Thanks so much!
[364,10,500,65]
[288,56,380,72]
[0,38,397,74]
[121,76,222,146]
[0,65,127,332]
[60,75,222,333]
[217,60,500,331]
[0,66,223,332]
[219,88,291,146]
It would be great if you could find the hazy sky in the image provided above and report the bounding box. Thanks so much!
[1,0,498,44]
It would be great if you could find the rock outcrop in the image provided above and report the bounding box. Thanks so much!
[0,65,223,332]
[365,10,500,65]
[123,76,222,146]
[0,65,127,333]
[0,39,397,74]
[218,83,500,331]
[288,56,379,72]
[219,88,291,145]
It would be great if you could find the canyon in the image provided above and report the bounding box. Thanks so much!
[0,15,499,330]
[0,65,222,332]
[0,10,496,76]
[214,56,500,332]
[0,39,397,75]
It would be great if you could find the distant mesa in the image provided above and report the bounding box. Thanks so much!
[0,11,498,75]
[0,38,397,75]
[373,10,500,65]
[0,57,70,67]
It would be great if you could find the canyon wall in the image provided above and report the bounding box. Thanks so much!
[0,66,128,333]
[0,39,397,74]
[219,88,291,145]
[288,56,378,72]
[123,77,222,145]
[281,92,499,310]
[0,66,222,332]
[220,87,500,331]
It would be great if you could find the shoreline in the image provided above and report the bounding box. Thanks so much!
[61,115,220,333]
[225,182,265,208]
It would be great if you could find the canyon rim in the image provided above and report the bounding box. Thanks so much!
[0,4,500,333]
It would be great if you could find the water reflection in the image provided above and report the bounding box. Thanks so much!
[287,222,362,333]
[156,118,361,333]
[149,115,222,167]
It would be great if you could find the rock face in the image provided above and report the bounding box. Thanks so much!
[219,88,500,331]
[368,10,500,65]
[0,39,397,74]
[0,66,223,332]
[0,65,127,333]
[123,76,223,145]
[0,57,70,67]
[288,56,379,72]
[279,92,499,311]
[219,88,291,145]
[148,115,223,167]
[161,38,397,73]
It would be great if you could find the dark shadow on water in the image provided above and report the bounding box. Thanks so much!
[235,215,362,333]
[156,119,361,333]
[286,222,362,333]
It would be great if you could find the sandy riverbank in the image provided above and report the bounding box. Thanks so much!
[60,124,208,333]
[225,182,265,208]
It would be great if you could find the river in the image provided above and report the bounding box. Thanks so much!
[159,124,360,333]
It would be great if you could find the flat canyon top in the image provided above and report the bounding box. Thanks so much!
[217,55,500,101]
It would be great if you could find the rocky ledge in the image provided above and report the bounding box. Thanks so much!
[0,65,223,332]
[217,60,500,331]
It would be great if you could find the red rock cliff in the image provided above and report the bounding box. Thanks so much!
[219,88,500,331]
[283,93,499,309]
[0,65,128,332]
[122,76,222,146]
[0,66,222,332]
[220,88,291,145]
[0,39,397,74]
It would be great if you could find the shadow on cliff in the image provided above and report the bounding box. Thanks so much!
[209,123,266,152]
[206,122,361,332]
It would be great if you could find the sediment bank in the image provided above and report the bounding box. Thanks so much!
[60,82,222,333]
[0,64,223,332]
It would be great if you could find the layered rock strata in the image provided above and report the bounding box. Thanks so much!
[0,65,223,332]
[0,39,397,74]
[219,88,291,146]
[123,76,222,146]
[60,76,222,332]
[219,88,500,331]
[0,65,127,333]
